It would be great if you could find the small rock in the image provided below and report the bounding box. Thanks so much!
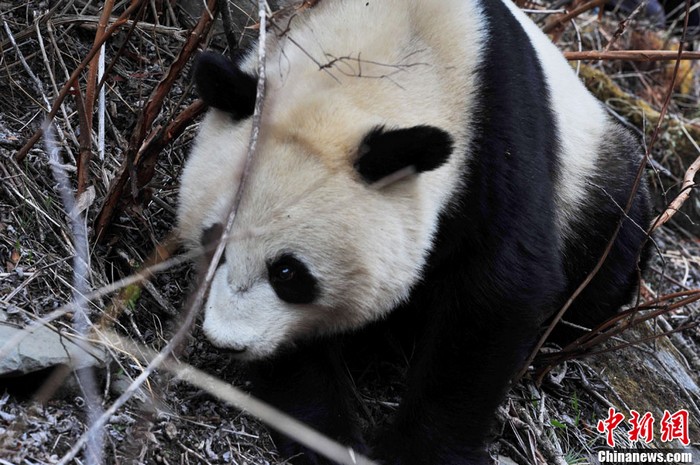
[164,422,178,440]
[0,322,106,377]
[497,456,519,465]
[55,418,74,433]
[0,410,16,422]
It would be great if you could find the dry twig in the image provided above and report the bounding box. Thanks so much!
[542,0,608,34]
[15,0,146,162]
[651,123,700,232]
[94,0,217,241]
[604,0,649,52]
[76,0,114,195]
[100,329,377,465]
[43,123,103,465]
[565,49,700,61]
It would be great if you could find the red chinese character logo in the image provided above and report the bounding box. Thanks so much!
[597,407,625,447]
[628,410,654,443]
[660,409,690,446]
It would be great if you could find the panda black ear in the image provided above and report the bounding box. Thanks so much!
[193,52,257,120]
[354,125,454,185]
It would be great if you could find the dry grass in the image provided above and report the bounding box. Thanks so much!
[0,1,699,464]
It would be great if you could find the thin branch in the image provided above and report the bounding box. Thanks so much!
[219,0,239,56]
[97,41,106,161]
[544,292,700,363]
[35,19,79,158]
[73,76,91,197]
[44,15,186,40]
[649,122,700,231]
[3,17,73,161]
[542,0,608,34]
[85,1,114,132]
[547,320,699,364]
[643,0,694,233]
[134,98,206,167]
[15,0,146,162]
[101,330,378,465]
[43,123,103,465]
[85,0,114,168]
[94,0,218,241]
[564,49,700,61]
[604,0,648,52]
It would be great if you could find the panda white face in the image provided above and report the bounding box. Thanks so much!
[177,0,484,359]
[179,109,459,359]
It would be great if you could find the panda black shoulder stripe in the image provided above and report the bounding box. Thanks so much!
[428,0,562,264]
[474,0,560,183]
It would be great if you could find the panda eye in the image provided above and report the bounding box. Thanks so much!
[267,254,318,304]
[274,265,295,282]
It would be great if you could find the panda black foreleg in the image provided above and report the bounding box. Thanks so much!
[246,341,366,465]
[372,270,547,465]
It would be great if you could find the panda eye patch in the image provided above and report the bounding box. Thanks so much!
[267,254,318,304]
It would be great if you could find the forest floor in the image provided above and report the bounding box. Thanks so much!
[0,1,699,464]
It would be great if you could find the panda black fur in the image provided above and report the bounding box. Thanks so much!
[177,0,651,464]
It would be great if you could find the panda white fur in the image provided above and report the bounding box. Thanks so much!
[177,0,651,464]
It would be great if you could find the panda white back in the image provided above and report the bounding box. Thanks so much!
[178,1,650,463]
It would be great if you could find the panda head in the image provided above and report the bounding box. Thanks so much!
[177,52,456,360]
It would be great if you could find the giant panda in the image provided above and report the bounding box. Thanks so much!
[177,0,651,463]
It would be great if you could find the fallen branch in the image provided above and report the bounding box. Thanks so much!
[565,49,700,61]
[546,291,700,363]
[42,15,186,39]
[540,319,700,370]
